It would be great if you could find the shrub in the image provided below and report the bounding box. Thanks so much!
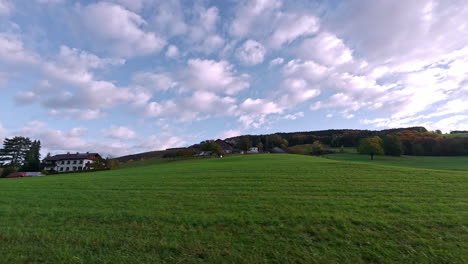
[311,141,324,155]
[1,167,17,178]
[176,148,195,157]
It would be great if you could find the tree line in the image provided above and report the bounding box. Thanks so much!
[358,130,468,159]
[225,127,427,150]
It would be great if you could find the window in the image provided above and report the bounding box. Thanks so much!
[60,167,63,171]
[66,167,69,171]
[67,161,70,164]
[62,161,65,165]
[79,160,83,164]
[73,167,77,171]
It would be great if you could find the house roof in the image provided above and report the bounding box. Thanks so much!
[43,153,100,161]
[215,139,234,150]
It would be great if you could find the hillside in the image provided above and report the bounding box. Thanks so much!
[116,126,428,161]
[1,154,466,263]
[323,153,468,171]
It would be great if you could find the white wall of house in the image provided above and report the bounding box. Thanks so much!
[47,159,95,172]
[247,147,259,153]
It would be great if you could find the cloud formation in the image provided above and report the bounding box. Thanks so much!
[0,0,467,155]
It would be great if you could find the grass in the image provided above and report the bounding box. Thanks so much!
[324,153,468,171]
[1,154,467,263]
[444,133,468,138]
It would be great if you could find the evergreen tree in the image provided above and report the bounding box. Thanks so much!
[20,140,42,171]
[382,135,402,156]
[0,136,32,167]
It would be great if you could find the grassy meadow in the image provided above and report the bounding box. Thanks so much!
[1,154,467,263]
[444,133,468,138]
[324,153,468,171]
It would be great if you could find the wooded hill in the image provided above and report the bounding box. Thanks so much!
[116,126,438,161]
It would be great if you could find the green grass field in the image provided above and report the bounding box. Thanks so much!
[443,133,468,138]
[1,154,467,263]
[324,153,468,171]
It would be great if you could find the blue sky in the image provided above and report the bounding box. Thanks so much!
[0,0,467,156]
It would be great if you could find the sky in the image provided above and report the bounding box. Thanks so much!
[0,0,467,157]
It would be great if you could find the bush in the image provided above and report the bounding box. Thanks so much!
[106,159,120,170]
[339,145,345,153]
[1,167,17,178]
[176,148,195,157]
[311,141,324,155]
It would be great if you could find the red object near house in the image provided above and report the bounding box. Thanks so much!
[5,172,27,178]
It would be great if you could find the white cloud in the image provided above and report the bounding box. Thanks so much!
[236,39,266,66]
[0,0,13,16]
[298,32,353,66]
[269,14,320,48]
[73,109,107,120]
[188,6,225,54]
[152,0,188,37]
[183,59,250,95]
[133,72,177,91]
[219,129,241,139]
[239,98,283,115]
[81,2,166,57]
[283,112,304,120]
[282,59,328,82]
[182,91,237,116]
[36,0,64,4]
[362,114,468,134]
[15,91,38,104]
[165,45,179,58]
[110,0,145,11]
[0,33,39,65]
[279,78,320,106]
[138,134,186,151]
[430,115,468,132]
[140,91,238,122]
[230,0,282,37]
[270,57,284,66]
[56,46,125,71]
[103,126,136,140]
[332,0,468,63]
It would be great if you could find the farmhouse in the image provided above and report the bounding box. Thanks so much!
[43,152,102,173]
[247,147,259,154]
[215,139,234,153]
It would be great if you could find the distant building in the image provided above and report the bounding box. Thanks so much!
[215,139,234,153]
[247,147,259,154]
[271,147,286,153]
[43,152,103,173]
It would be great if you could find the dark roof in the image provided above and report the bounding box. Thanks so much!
[215,139,234,150]
[43,153,100,161]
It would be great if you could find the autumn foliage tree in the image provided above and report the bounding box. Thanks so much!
[358,137,384,160]
[311,140,324,155]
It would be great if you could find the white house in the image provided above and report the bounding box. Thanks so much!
[247,147,259,154]
[43,152,103,173]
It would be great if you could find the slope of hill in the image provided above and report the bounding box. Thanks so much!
[116,126,428,161]
[1,154,466,263]
[324,153,468,171]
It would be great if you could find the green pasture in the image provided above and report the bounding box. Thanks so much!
[324,153,468,171]
[1,154,467,263]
